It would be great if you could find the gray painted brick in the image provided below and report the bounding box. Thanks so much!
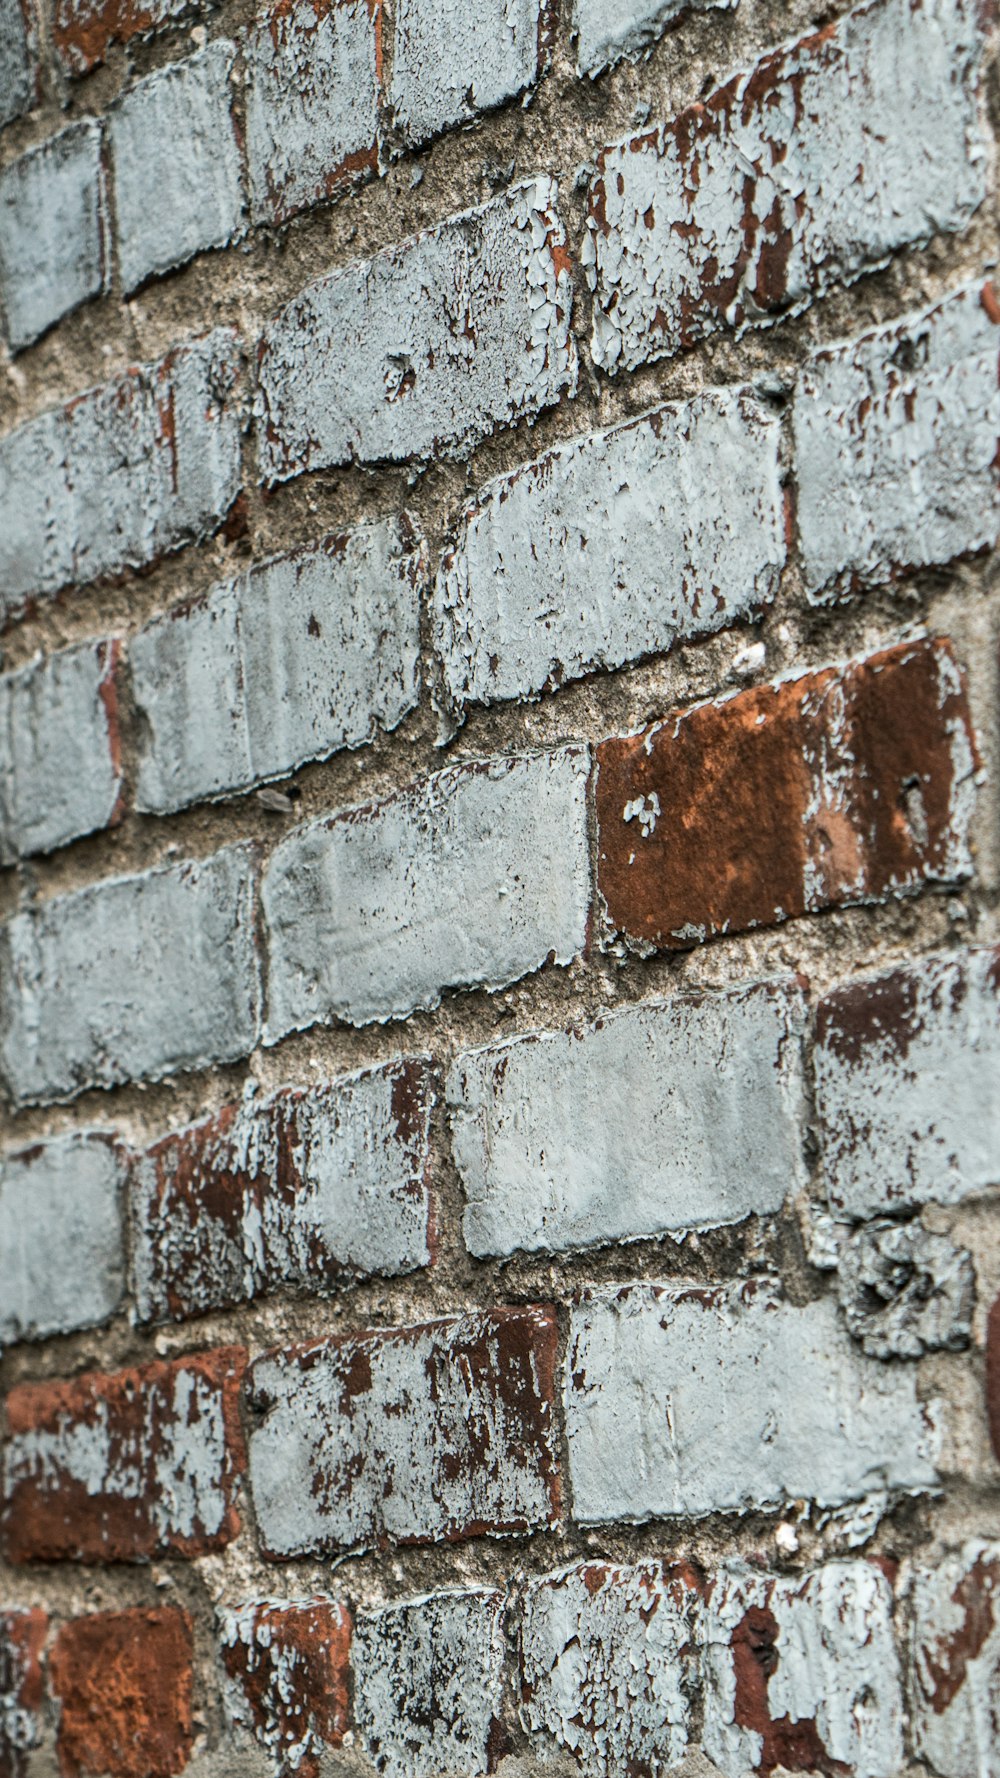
[0,639,122,863]
[354,1591,506,1778]
[0,843,260,1106]
[262,745,591,1036]
[0,1134,126,1345]
[0,0,35,129]
[388,0,541,149]
[132,518,422,815]
[908,1543,1000,1778]
[256,177,575,482]
[110,41,244,293]
[435,387,784,712]
[572,0,735,77]
[0,120,106,349]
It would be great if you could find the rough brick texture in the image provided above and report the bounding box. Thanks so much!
[573,0,734,75]
[0,121,106,351]
[50,1610,193,1778]
[353,1589,506,1778]
[220,1599,352,1774]
[908,1543,1000,1777]
[387,0,542,148]
[0,1610,46,1778]
[0,1133,125,1345]
[0,638,122,862]
[0,0,35,128]
[53,0,189,74]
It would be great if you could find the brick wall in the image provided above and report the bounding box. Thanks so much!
[1,0,999,1774]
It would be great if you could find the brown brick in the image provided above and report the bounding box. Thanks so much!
[52,0,190,75]
[50,1609,192,1778]
[220,1599,351,1774]
[0,1610,46,1778]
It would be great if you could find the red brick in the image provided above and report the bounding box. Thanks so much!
[220,1600,351,1775]
[2,1348,247,1564]
[50,1608,192,1778]
[52,0,191,75]
[987,1295,1000,1465]
[595,638,976,950]
[0,1610,46,1778]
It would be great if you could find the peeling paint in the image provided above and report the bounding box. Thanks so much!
[354,1589,506,1778]
[0,1133,125,1345]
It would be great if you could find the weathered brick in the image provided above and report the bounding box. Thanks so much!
[908,1543,1000,1777]
[0,843,260,1106]
[263,745,590,1036]
[573,0,735,77]
[595,638,976,951]
[0,639,122,862]
[794,282,1000,600]
[0,330,243,621]
[434,387,783,713]
[0,121,106,351]
[701,1562,902,1778]
[0,0,35,129]
[132,1057,434,1324]
[256,178,575,483]
[565,1279,937,1524]
[244,0,379,227]
[0,1610,46,1778]
[353,1590,506,1778]
[987,1295,1000,1465]
[53,0,191,74]
[0,1133,126,1345]
[131,518,421,814]
[2,1348,247,1563]
[837,1221,974,1359]
[814,946,1000,1220]
[387,0,542,149]
[449,978,806,1259]
[585,0,987,373]
[109,43,244,294]
[50,1609,192,1778]
[520,1561,701,1776]
[248,1307,559,1556]
[220,1599,351,1775]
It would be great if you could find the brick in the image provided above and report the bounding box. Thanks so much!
[220,1599,351,1774]
[814,946,1000,1220]
[131,518,421,815]
[595,638,976,951]
[584,0,987,374]
[434,387,783,713]
[0,639,122,862]
[248,1306,559,1555]
[50,1609,192,1778]
[573,0,735,77]
[0,330,243,621]
[256,178,575,482]
[263,745,590,1035]
[837,1222,974,1359]
[0,1133,126,1345]
[564,1279,937,1524]
[353,1590,506,1778]
[0,1610,46,1778]
[0,843,260,1106]
[110,43,244,294]
[700,1562,902,1778]
[387,0,542,149]
[908,1543,1000,1778]
[132,1057,434,1324]
[0,121,106,351]
[2,1348,246,1563]
[0,0,35,129]
[53,0,192,74]
[987,1295,1000,1464]
[519,1561,700,1776]
[449,978,806,1259]
[244,0,379,227]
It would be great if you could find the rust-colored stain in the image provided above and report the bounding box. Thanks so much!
[50,1609,192,1778]
[731,1605,848,1775]
[919,1553,999,1715]
[222,1601,352,1775]
[0,1611,47,1778]
[53,0,175,75]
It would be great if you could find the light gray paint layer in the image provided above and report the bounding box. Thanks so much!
[435,388,783,711]
[388,0,540,147]
[0,843,260,1106]
[0,639,121,862]
[565,1279,938,1523]
[354,1590,506,1778]
[573,0,735,77]
[256,177,576,481]
[263,745,591,1036]
[0,0,33,127]
[110,41,244,292]
[0,1134,125,1345]
[794,281,1000,598]
[132,519,422,814]
[909,1543,1000,1778]
[0,120,105,349]
[449,978,806,1258]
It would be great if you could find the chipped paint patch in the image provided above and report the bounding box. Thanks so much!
[909,1543,1000,1777]
[354,1589,506,1778]
[220,1599,351,1775]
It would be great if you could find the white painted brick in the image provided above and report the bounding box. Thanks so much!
[256,177,575,482]
[449,978,806,1259]
[247,1306,559,1555]
[0,120,106,350]
[435,387,783,712]
[354,1590,506,1778]
[908,1542,1000,1778]
[388,0,541,149]
[0,0,34,128]
[132,519,421,815]
[0,843,260,1106]
[244,0,378,227]
[573,0,735,77]
[814,946,1000,1220]
[0,1134,126,1345]
[0,329,244,620]
[794,282,1000,599]
[0,639,122,863]
[585,0,987,373]
[110,42,244,293]
[520,1561,701,1776]
[263,745,590,1036]
[701,1562,903,1778]
[565,1279,938,1524]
